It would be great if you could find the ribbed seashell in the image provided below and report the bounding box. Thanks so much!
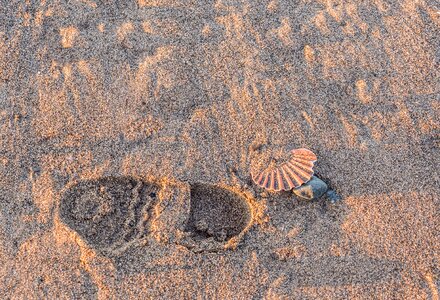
[251,148,317,192]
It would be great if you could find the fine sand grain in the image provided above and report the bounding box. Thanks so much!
[0,0,439,298]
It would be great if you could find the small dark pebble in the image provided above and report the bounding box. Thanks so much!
[293,176,328,200]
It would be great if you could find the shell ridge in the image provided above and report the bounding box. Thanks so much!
[276,169,284,191]
[290,157,314,167]
[287,162,311,181]
[289,159,314,175]
[281,165,294,190]
[262,170,270,188]
[283,163,303,187]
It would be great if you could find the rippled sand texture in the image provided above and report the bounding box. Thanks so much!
[0,0,439,298]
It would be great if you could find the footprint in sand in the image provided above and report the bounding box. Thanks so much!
[183,183,253,251]
[60,177,254,254]
[59,176,160,255]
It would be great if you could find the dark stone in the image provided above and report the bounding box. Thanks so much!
[293,176,328,200]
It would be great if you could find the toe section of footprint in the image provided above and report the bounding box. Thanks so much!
[184,183,253,251]
[59,176,190,256]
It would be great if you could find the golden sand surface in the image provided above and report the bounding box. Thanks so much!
[0,0,439,298]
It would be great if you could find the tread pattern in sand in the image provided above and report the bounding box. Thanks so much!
[186,183,251,243]
[59,176,159,254]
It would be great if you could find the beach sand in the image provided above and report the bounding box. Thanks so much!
[0,0,439,298]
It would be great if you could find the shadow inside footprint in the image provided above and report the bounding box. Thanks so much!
[59,176,160,255]
[186,184,252,243]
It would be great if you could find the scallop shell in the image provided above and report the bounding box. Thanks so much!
[251,148,317,192]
